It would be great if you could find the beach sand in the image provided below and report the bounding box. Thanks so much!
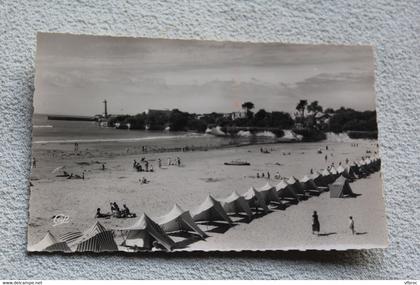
[28,139,387,251]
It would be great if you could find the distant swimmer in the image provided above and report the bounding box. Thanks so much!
[324,155,328,162]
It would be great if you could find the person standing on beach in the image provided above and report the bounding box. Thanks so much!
[267,171,270,180]
[158,158,162,168]
[312,211,320,235]
[74,142,79,152]
[32,157,36,168]
[349,216,355,235]
[324,154,328,162]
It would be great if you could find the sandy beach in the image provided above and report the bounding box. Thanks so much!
[28,138,387,251]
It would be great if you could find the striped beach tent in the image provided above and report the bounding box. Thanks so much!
[121,214,176,251]
[73,221,118,252]
[59,231,83,244]
[220,191,253,220]
[155,204,208,239]
[242,186,270,213]
[256,182,286,209]
[29,231,71,252]
[191,195,233,224]
[275,180,299,203]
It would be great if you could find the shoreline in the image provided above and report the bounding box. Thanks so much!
[28,138,386,251]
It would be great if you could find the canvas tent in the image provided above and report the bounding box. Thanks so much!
[59,231,83,244]
[155,204,208,238]
[256,182,286,209]
[242,186,270,213]
[191,195,233,224]
[336,165,345,174]
[342,165,357,180]
[329,166,340,178]
[300,175,326,195]
[317,169,335,186]
[220,191,253,220]
[29,231,71,252]
[274,180,299,203]
[121,214,176,251]
[286,177,308,199]
[350,162,364,178]
[72,221,118,252]
[329,176,360,198]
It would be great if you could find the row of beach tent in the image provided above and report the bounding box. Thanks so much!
[29,155,381,252]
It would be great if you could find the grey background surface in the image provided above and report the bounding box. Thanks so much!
[0,0,419,279]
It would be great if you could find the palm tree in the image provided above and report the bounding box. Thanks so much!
[296,100,308,118]
[307,101,323,116]
[241,102,255,118]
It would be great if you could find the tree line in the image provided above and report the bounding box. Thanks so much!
[106,100,377,139]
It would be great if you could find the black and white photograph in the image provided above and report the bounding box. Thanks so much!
[28,33,387,252]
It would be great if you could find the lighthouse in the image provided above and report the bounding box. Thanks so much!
[103,100,108,118]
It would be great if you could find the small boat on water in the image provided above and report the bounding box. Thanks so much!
[224,160,250,166]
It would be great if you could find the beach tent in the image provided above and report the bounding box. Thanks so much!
[286,177,307,199]
[329,166,340,179]
[336,165,345,174]
[242,186,270,213]
[275,180,299,202]
[73,221,118,252]
[29,232,71,252]
[191,195,233,224]
[317,169,335,186]
[329,176,360,198]
[220,191,253,220]
[350,162,364,178]
[121,214,176,251]
[311,171,326,187]
[342,166,357,180]
[59,231,83,244]
[300,175,326,195]
[256,182,286,208]
[155,204,208,239]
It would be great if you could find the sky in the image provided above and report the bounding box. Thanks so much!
[34,33,377,116]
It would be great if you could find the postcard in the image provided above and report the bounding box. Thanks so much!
[28,33,387,252]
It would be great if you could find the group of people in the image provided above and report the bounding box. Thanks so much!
[95,202,136,219]
[260,147,271,154]
[133,158,154,172]
[312,211,356,235]
[166,156,182,167]
[256,171,283,180]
